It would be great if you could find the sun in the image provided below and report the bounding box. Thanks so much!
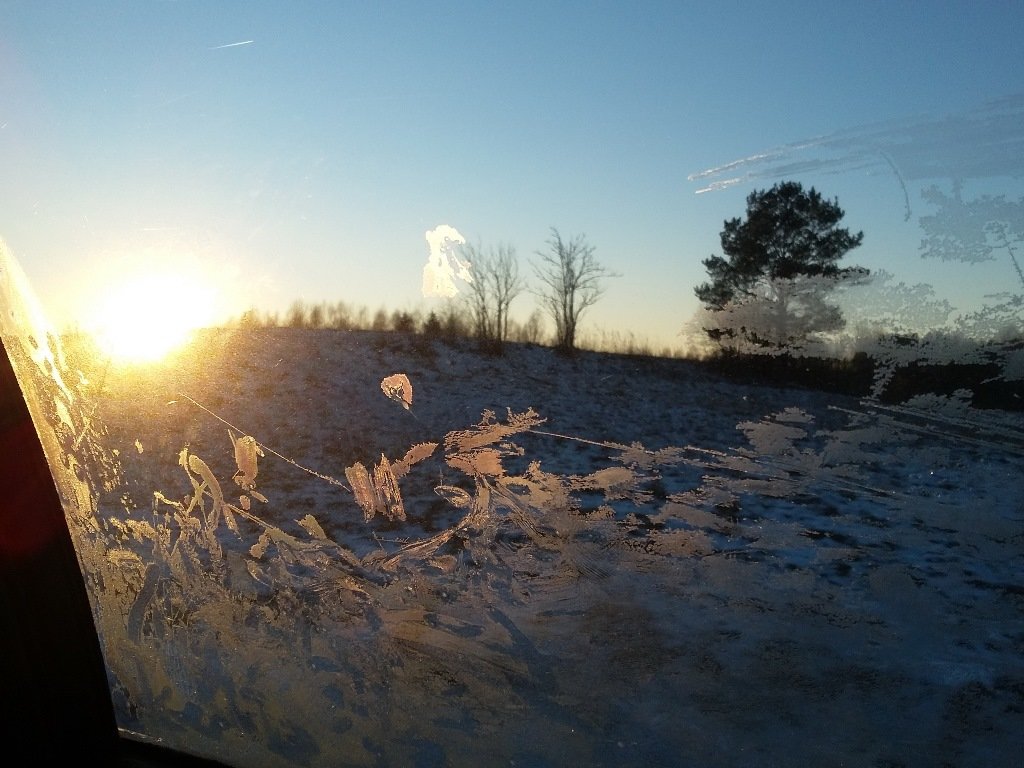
[88,271,217,363]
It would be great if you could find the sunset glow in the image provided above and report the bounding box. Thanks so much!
[88,271,216,363]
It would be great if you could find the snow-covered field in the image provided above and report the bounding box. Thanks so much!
[82,327,1024,768]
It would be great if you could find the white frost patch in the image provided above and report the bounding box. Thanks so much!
[422,224,470,298]
[381,373,413,410]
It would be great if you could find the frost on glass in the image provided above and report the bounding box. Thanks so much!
[422,225,470,299]
[1,110,1023,767]
[689,97,1024,411]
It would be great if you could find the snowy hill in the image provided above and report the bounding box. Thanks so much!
[74,327,1024,767]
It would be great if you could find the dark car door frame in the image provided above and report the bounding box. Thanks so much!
[0,336,232,767]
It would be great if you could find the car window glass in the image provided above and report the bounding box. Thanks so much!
[1,6,1022,767]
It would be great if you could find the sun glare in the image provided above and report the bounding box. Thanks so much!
[89,272,217,363]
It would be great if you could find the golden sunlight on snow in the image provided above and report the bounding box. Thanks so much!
[87,271,217,363]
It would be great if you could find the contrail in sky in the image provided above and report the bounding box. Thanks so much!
[209,40,254,50]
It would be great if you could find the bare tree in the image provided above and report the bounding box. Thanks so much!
[460,240,525,353]
[532,228,613,353]
[327,300,352,330]
[308,302,325,329]
[510,309,545,345]
[285,300,309,328]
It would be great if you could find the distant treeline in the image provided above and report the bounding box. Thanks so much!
[704,335,1023,411]
[227,299,694,359]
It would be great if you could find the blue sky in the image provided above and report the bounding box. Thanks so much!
[3,1,1024,349]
